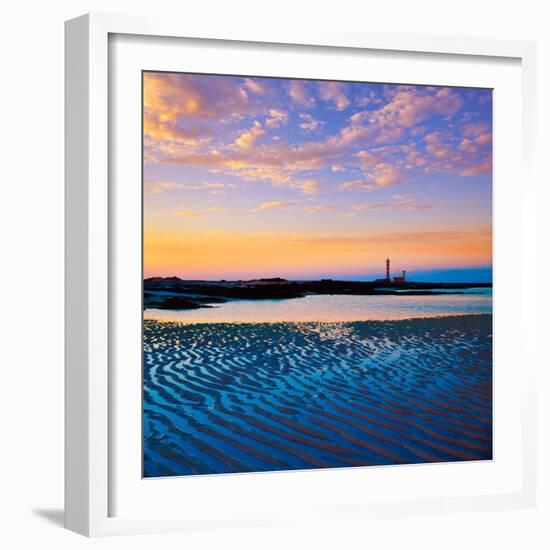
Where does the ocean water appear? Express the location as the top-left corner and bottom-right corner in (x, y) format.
(143, 314), (493, 477)
(144, 287), (492, 323)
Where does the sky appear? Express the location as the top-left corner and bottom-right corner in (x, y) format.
(143, 72), (492, 282)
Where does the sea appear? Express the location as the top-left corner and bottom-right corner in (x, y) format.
(143, 287), (492, 323)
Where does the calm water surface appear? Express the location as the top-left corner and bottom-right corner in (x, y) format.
(144, 287), (492, 323)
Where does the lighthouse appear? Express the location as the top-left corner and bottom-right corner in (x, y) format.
(374, 257), (407, 285)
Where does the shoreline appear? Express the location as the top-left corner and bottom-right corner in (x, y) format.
(144, 312), (492, 325)
(144, 277), (492, 311)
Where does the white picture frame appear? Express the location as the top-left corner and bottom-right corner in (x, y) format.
(65, 13), (537, 537)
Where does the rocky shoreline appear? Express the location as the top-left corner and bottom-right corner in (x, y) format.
(144, 277), (492, 311)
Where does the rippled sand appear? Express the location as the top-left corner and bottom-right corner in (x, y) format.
(143, 314), (492, 477)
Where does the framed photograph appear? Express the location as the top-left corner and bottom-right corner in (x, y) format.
(65, 13), (537, 536)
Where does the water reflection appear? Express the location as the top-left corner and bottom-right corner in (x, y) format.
(144, 288), (492, 323)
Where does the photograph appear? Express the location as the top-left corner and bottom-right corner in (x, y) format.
(142, 71), (493, 477)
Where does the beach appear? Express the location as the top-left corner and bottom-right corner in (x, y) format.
(140, 72), (494, 479)
(143, 314), (492, 477)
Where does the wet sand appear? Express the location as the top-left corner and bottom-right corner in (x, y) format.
(143, 314), (492, 477)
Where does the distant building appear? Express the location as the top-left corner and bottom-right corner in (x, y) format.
(393, 270), (407, 284)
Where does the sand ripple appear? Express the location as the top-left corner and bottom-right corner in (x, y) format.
(143, 314), (492, 477)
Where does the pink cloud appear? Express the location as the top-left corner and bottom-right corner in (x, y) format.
(289, 81), (315, 107)
(145, 74), (490, 192)
(293, 179), (320, 195)
(356, 150), (380, 169)
(338, 163), (400, 191)
(371, 164), (401, 187)
(338, 180), (376, 191)
(144, 72), (251, 127)
(460, 161), (492, 176)
(244, 78), (268, 95)
(318, 81), (350, 110)
(251, 201), (300, 212)
(424, 132), (454, 159)
(298, 113), (323, 131)
(377, 86), (463, 127)
(352, 194), (433, 211)
(462, 122), (490, 138)
(303, 204), (337, 213)
(144, 179), (235, 193)
(234, 121), (266, 149)
(265, 109), (289, 129)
